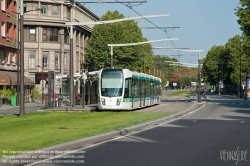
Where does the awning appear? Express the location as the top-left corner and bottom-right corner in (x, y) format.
(0, 71), (36, 86)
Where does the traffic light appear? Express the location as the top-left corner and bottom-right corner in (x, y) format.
(198, 72), (202, 81)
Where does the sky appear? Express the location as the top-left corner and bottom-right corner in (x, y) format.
(83, 0), (242, 64)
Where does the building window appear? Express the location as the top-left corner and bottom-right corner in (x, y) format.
(1, 0), (5, 11)
(24, 27), (36, 41)
(64, 28), (69, 44)
(76, 32), (79, 46)
(67, 6), (70, 18)
(80, 34), (84, 48)
(64, 52), (67, 70)
(0, 49), (4, 63)
(43, 27), (59, 42)
(52, 5), (58, 15)
(41, 3), (47, 15)
(12, 52), (16, 64)
(1, 22), (5, 37)
(42, 51), (49, 68)
(76, 53), (79, 72)
(29, 73), (35, 82)
(29, 51), (36, 68)
(24, 2), (27, 13)
(54, 52), (60, 70)
(6, 51), (11, 64)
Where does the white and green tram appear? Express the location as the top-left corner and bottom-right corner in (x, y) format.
(98, 68), (162, 110)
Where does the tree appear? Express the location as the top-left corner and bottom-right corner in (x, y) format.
(225, 34), (250, 85)
(84, 10), (154, 72)
(152, 55), (177, 78)
(202, 45), (228, 85)
(235, 1), (250, 84)
(235, 0), (250, 36)
(170, 66), (198, 88)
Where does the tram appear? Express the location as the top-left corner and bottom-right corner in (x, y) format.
(98, 68), (162, 110)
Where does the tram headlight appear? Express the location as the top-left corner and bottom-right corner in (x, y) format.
(116, 98), (121, 105)
(101, 98), (105, 105)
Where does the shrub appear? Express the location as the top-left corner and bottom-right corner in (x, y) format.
(0, 86), (16, 101)
(32, 86), (40, 101)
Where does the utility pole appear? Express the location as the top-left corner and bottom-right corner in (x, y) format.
(198, 52), (201, 103)
(240, 54), (242, 99)
(20, 0), (24, 117)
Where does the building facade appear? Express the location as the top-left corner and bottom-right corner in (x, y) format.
(0, 0), (36, 103)
(0, 0), (99, 103)
(22, 0), (99, 99)
(0, 0), (18, 66)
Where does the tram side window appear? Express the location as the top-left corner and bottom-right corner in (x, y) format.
(124, 78), (132, 98)
(141, 80), (145, 97)
(153, 81), (156, 96)
(147, 80), (150, 97)
(132, 78), (138, 98)
(143, 79), (147, 97)
(150, 81), (153, 95)
(137, 79), (141, 98)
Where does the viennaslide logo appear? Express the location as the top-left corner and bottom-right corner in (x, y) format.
(220, 146), (248, 165)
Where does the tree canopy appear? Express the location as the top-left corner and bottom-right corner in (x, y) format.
(235, 0), (250, 36)
(84, 10), (154, 72)
(202, 0), (250, 87)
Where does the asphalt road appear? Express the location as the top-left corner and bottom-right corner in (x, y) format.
(29, 94), (250, 166)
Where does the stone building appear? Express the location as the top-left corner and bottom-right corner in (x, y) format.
(23, 0), (99, 101)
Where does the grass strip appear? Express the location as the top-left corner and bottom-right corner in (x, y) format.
(167, 90), (195, 97)
(0, 111), (176, 158)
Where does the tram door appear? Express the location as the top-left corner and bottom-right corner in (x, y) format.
(139, 79), (142, 107)
(149, 80), (153, 105)
(142, 80), (147, 106)
(140, 80), (145, 107)
(150, 82), (153, 105)
(131, 78), (135, 109)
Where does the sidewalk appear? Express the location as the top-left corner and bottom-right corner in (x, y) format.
(0, 102), (45, 110)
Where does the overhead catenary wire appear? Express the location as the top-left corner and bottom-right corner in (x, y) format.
(114, 0), (178, 49)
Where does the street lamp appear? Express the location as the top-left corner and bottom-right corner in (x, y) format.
(239, 53), (242, 99)
(11, 8), (41, 109)
(18, 1), (42, 117)
(36, 65), (44, 104)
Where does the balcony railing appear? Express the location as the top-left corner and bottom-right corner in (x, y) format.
(0, 62), (17, 71)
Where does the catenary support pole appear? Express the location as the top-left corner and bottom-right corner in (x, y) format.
(198, 52), (201, 103)
(20, 0), (24, 117)
(70, 25), (74, 107)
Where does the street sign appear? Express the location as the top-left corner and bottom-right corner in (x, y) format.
(40, 80), (46, 87)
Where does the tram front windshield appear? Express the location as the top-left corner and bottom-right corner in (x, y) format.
(101, 70), (123, 97)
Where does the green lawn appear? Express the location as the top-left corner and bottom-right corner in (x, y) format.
(0, 111), (176, 158)
(167, 90), (195, 97)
